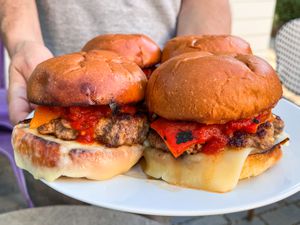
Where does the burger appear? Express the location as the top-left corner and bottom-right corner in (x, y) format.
(143, 52), (288, 192)
(12, 50), (148, 181)
(161, 35), (252, 62)
(82, 34), (161, 78)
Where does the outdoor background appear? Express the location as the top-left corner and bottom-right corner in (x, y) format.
(1, 1), (300, 225)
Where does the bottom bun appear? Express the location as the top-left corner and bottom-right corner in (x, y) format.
(12, 122), (143, 181)
(239, 146), (282, 179)
(142, 145), (282, 192)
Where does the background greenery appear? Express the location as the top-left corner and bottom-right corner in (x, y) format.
(272, 0), (300, 36)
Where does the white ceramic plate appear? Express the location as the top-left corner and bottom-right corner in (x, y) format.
(43, 99), (300, 216)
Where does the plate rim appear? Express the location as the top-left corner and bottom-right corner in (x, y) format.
(36, 98), (300, 216)
(43, 176), (300, 216)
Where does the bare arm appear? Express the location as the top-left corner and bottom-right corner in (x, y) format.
(0, 0), (44, 56)
(177, 0), (231, 35)
(0, 0), (53, 124)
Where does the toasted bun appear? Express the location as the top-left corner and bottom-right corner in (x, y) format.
(146, 53), (283, 124)
(12, 122), (143, 181)
(162, 35), (252, 62)
(239, 147), (282, 179)
(28, 50), (147, 106)
(142, 145), (282, 192)
(82, 34), (161, 68)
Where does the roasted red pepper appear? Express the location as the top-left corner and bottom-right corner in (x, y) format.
(150, 112), (270, 158)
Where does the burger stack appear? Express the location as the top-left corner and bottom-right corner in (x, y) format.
(12, 34), (288, 192)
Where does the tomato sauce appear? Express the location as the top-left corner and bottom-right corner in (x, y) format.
(142, 67), (156, 79)
(60, 105), (138, 143)
(117, 105), (137, 115)
(32, 105), (138, 144)
(150, 112), (270, 158)
(62, 106), (111, 143)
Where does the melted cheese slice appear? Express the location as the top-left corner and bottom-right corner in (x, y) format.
(143, 147), (253, 192)
(276, 131), (289, 145)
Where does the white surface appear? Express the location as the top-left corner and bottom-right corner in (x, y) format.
(43, 99), (300, 216)
(231, 0), (275, 19)
(230, 0), (276, 58)
(232, 19), (273, 36)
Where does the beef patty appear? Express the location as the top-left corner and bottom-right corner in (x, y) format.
(37, 114), (149, 147)
(95, 114), (149, 147)
(37, 118), (78, 140)
(148, 115), (285, 155)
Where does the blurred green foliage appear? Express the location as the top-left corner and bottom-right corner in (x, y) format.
(273, 0), (300, 33)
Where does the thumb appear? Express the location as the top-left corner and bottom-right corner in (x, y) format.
(8, 69), (32, 125)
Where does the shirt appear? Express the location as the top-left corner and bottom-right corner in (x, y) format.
(36, 0), (181, 55)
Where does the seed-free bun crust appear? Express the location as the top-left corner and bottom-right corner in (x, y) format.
(146, 52), (283, 124)
(82, 34), (161, 68)
(239, 146), (282, 179)
(12, 122), (143, 181)
(28, 50), (147, 106)
(162, 35), (252, 62)
(142, 145), (282, 192)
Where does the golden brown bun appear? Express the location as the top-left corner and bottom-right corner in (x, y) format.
(12, 122), (143, 181)
(162, 35), (252, 62)
(142, 145), (282, 192)
(27, 50), (147, 106)
(146, 52), (283, 124)
(82, 34), (161, 68)
(239, 146), (282, 179)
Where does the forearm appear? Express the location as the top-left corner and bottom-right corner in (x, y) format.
(177, 0), (231, 35)
(0, 0), (43, 56)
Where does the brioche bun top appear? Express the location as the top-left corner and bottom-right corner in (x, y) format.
(146, 52), (282, 124)
(162, 35), (253, 62)
(28, 50), (147, 106)
(82, 34), (161, 68)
